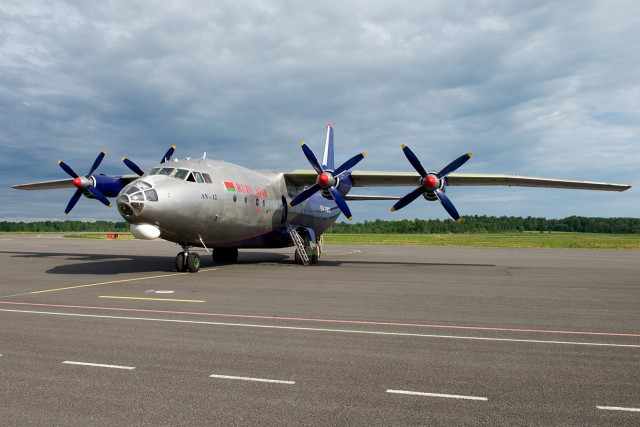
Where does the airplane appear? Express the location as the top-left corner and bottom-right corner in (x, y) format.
(12, 124), (632, 272)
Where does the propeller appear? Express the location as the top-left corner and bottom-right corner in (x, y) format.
(289, 142), (366, 220)
(391, 144), (472, 222)
(58, 150), (112, 215)
(122, 145), (176, 176)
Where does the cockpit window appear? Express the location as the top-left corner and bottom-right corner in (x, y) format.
(158, 167), (174, 176)
(174, 169), (190, 180)
(147, 168), (161, 176)
(202, 173), (213, 184)
(194, 172), (204, 183)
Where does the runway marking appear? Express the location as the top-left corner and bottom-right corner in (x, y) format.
(1, 308), (639, 348)
(62, 361), (136, 370)
(99, 296), (205, 303)
(1, 301), (638, 338)
(597, 405), (640, 412)
(209, 374), (295, 385)
(387, 389), (488, 401)
(27, 268), (219, 295)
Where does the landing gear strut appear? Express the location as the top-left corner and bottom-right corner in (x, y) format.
(175, 245), (201, 273)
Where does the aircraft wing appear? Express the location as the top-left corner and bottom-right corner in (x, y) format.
(283, 170), (631, 192)
(11, 174), (140, 191)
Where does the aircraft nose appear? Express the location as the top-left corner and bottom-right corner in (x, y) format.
(117, 181), (158, 220)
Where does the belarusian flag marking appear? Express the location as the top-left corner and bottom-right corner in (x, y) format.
(224, 182), (236, 192)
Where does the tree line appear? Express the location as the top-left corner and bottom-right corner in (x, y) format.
(327, 216), (640, 234)
(0, 216), (638, 234)
(0, 221), (130, 233)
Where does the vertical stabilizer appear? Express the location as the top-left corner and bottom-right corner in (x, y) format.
(322, 124), (335, 170)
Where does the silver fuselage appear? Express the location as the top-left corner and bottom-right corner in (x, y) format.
(117, 158), (341, 248)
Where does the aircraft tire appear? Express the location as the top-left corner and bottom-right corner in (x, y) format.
(294, 249), (302, 265)
(311, 253), (318, 264)
(187, 253), (201, 273)
(212, 248), (238, 264)
(175, 253), (187, 272)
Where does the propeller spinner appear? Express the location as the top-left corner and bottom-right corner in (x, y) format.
(391, 145), (472, 222)
(289, 142), (366, 220)
(58, 150), (111, 215)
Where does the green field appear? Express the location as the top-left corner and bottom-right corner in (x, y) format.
(322, 232), (640, 250)
(53, 231), (640, 250)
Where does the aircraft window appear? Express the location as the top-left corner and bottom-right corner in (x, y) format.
(262, 199), (265, 207)
(202, 173), (213, 184)
(174, 169), (190, 180)
(148, 168), (161, 175)
(194, 172), (204, 183)
(144, 189), (158, 202)
(136, 181), (152, 190)
(186, 173), (196, 182)
(255, 198), (259, 206)
(126, 187), (139, 195)
(244, 196), (248, 204)
(233, 194), (237, 203)
(158, 167), (174, 175)
(130, 192), (144, 202)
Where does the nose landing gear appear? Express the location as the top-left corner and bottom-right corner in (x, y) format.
(175, 245), (201, 273)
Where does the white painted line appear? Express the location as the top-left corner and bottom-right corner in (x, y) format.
(2, 309), (640, 348)
(209, 374), (295, 385)
(387, 389), (488, 401)
(62, 361), (136, 370)
(597, 405), (640, 412)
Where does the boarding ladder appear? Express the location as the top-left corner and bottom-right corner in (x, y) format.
(287, 225), (310, 266)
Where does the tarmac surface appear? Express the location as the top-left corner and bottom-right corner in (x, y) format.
(0, 234), (639, 426)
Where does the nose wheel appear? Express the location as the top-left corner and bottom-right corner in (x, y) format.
(175, 248), (201, 273)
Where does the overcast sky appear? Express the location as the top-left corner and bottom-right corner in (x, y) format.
(1, 0), (637, 222)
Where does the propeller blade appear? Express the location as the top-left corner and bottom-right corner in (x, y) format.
(329, 186), (353, 220)
(64, 188), (83, 216)
(161, 146), (176, 163)
(435, 189), (461, 222)
(390, 187), (424, 212)
(87, 150), (106, 176)
(300, 142), (323, 174)
(289, 183), (321, 207)
(401, 144), (428, 177)
(58, 160), (79, 179)
(333, 152), (366, 176)
(437, 153), (473, 178)
(123, 157), (145, 176)
(87, 186), (112, 208)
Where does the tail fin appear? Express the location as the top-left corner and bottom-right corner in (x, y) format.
(322, 123), (335, 170)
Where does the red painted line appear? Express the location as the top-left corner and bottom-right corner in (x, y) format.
(0, 301), (639, 338)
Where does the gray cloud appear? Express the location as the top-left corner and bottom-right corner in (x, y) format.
(1, 0), (637, 221)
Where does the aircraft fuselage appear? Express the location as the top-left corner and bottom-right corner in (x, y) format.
(116, 158), (344, 249)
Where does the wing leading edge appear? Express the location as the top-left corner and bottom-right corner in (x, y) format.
(283, 170), (631, 192)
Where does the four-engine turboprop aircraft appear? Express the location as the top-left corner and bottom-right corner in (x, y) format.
(12, 124), (632, 272)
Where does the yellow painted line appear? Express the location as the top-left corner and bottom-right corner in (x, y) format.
(99, 296), (205, 303)
(29, 268), (219, 294)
